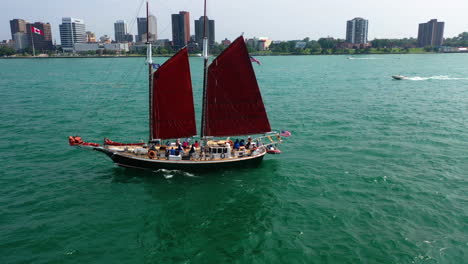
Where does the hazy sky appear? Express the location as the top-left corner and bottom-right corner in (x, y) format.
(1, 0), (467, 43)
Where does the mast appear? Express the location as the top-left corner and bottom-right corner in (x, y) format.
(200, 0), (209, 141)
(146, 0), (154, 141)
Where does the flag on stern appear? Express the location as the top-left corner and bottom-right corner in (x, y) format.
(250, 56), (261, 65)
(31, 26), (44, 35)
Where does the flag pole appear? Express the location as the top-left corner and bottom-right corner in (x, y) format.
(30, 26), (36, 57)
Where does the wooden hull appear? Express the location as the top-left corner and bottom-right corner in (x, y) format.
(94, 147), (265, 171)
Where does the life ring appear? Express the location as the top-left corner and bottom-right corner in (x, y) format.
(228, 140), (234, 146)
(220, 153), (225, 159)
(148, 150), (156, 159)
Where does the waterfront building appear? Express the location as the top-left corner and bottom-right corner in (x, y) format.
(295, 41), (306, 49)
(346, 17), (368, 44)
(114, 20), (128, 43)
(59, 17), (86, 52)
(74, 43), (100, 52)
(136, 15), (157, 43)
(194, 16), (215, 47)
(124, 34), (134, 43)
(13, 32), (29, 51)
(258, 37), (272, 51)
(221, 38), (231, 47)
(104, 43), (129, 52)
(155, 39), (171, 48)
(171, 11), (190, 49)
(10, 19), (27, 40)
(99, 35), (112, 43)
(418, 19), (444, 47)
(86, 31), (96, 43)
(26, 22), (53, 51)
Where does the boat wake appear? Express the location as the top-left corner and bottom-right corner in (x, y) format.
(153, 169), (198, 179)
(405, 75), (468, 81)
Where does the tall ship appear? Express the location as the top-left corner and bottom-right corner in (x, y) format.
(69, 0), (286, 171)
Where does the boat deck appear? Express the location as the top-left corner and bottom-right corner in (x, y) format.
(105, 145), (263, 162)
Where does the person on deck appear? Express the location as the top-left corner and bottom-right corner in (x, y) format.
(177, 145), (183, 155)
(182, 141), (189, 149)
(189, 145), (195, 158)
(194, 141), (199, 148)
(170, 148), (175, 156)
(234, 139), (240, 150)
(240, 139), (245, 147)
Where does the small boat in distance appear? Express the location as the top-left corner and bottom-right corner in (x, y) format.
(392, 75), (406, 80)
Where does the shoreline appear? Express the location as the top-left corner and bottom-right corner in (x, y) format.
(1, 52), (467, 59)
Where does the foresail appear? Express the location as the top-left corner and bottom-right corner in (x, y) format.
(152, 47), (196, 139)
(203, 36), (271, 137)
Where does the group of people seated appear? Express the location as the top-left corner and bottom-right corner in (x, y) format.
(232, 137), (254, 150)
(148, 137), (258, 160)
(149, 138), (200, 159)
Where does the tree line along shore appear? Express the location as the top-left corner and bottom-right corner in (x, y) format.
(1, 33), (467, 58)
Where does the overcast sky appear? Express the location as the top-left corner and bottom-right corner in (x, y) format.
(1, 0), (467, 43)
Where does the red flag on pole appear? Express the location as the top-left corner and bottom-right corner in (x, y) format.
(31, 26), (44, 36)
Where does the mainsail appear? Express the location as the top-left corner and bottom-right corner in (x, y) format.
(203, 36), (271, 137)
(152, 47), (196, 139)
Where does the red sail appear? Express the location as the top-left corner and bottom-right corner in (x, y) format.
(204, 36), (271, 137)
(152, 48), (196, 139)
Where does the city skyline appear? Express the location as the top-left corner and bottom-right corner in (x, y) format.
(1, 0), (467, 44)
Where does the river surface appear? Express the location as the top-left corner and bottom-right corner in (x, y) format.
(1, 54), (467, 263)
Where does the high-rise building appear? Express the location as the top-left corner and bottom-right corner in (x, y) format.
(418, 19), (444, 47)
(114, 20), (128, 43)
(171, 11), (190, 49)
(194, 16), (215, 48)
(346, 17), (368, 44)
(59, 17), (86, 52)
(10, 19), (27, 40)
(86, 31), (96, 43)
(137, 15), (157, 43)
(13, 32), (29, 51)
(26, 22), (53, 51)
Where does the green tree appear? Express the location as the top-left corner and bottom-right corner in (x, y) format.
(0, 46), (15, 56)
(318, 38), (337, 49)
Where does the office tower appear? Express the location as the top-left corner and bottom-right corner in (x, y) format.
(10, 19), (27, 40)
(346, 17), (368, 44)
(26, 22), (53, 51)
(418, 19), (445, 47)
(171, 11), (190, 49)
(114, 20), (128, 42)
(59, 17), (86, 51)
(13, 32), (29, 50)
(194, 16), (215, 47)
(124, 34), (133, 43)
(137, 15), (157, 43)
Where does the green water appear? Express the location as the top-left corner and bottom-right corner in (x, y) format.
(1, 54), (467, 263)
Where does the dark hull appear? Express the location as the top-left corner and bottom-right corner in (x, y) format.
(95, 148), (265, 172)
